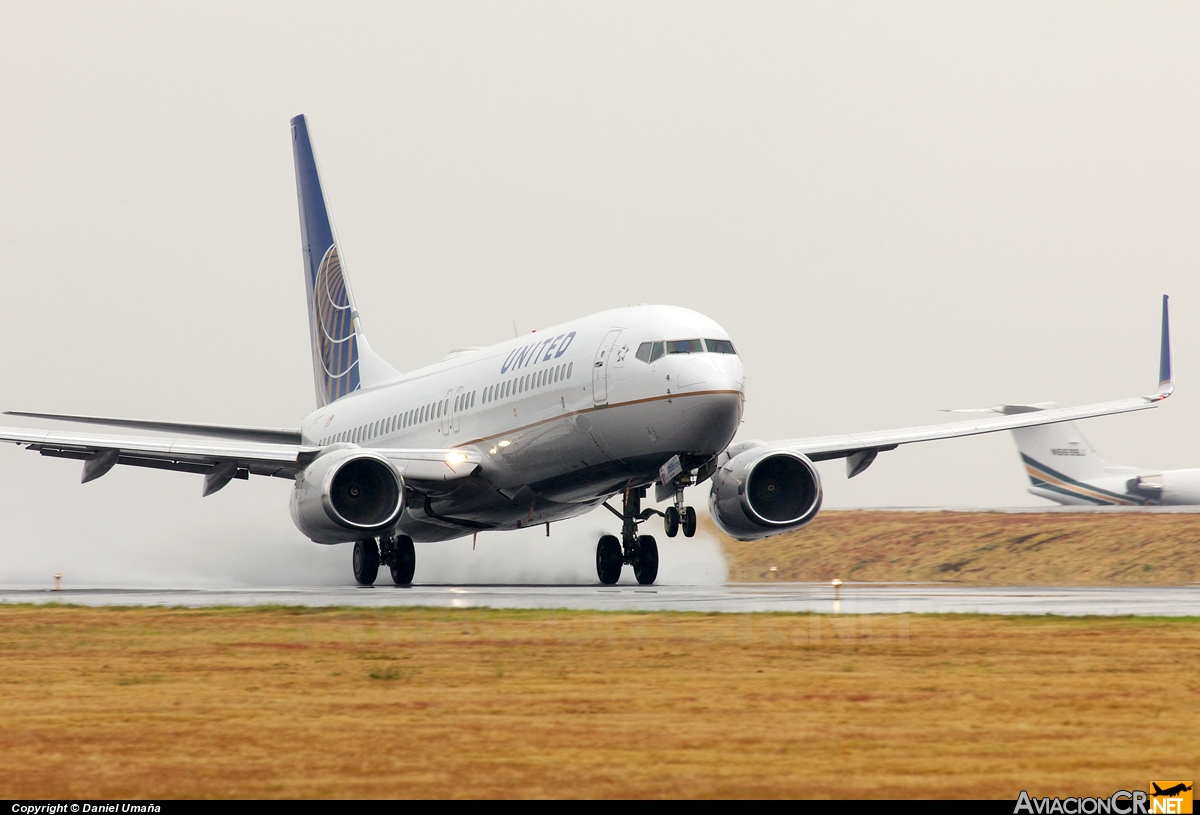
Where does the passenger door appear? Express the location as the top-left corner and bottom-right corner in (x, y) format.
(593, 329), (622, 406)
(451, 386), (464, 433)
(440, 389), (454, 435)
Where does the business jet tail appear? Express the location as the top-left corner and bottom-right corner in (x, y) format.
(291, 114), (399, 408)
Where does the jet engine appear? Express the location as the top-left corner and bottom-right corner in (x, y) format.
(708, 444), (823, 541)
(290, 447), (405, 544)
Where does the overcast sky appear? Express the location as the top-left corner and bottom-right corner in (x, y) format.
(2, 2), (1198, 585)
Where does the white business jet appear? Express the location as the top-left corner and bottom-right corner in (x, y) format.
(0, 116), (1175, 585)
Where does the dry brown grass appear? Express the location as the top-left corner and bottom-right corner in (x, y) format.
(0, 604), (1197, 798)
(713, 510), (1200, 584)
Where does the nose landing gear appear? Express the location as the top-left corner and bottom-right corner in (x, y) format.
(595, 486), (661, 586)
(663, 488), (698, 539)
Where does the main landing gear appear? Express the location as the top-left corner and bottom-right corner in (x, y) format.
(596, 486), (676, 586)
(352, 534), (416, 586)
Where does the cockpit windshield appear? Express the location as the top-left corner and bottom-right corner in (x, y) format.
(635, 338), (737, 363)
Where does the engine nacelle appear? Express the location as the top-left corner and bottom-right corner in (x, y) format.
(708, 446), (823, 541)
(290, 447), (405, 544)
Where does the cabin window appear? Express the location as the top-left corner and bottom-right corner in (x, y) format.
(567, 362), (573, 378)
(705, 339), (736, 354)
(665, 339), (703, 355)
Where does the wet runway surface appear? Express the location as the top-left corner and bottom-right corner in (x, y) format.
(2, 582), (1198, 615)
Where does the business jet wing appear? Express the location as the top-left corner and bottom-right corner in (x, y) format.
(0, 425), (480, 495)
(772, 295), (1174, 477)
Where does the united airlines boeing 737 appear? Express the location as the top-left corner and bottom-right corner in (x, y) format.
(0, 116), (1175, 585)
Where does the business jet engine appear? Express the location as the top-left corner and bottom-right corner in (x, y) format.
(290, 447), (405, 544)
(708, 443), (823, 541)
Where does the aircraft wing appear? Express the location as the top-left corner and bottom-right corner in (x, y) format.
(769, 294), (1174, 477)
(2, 411), (303, 444)
(0, 425), (481, 495)
(782, 392), (1168, 470)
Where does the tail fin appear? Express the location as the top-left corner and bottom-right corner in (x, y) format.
(291, 114), (398, 408)
(1008, 411), (1112, 485)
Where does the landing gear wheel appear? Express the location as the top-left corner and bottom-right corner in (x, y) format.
(596, 534), (622, 585)
(664, 506), (680, 538)
(634, 535), (659, 585)
(389, 535), (416, 585)
(682, 506), (698, 538)
(352, 539), (380, 585)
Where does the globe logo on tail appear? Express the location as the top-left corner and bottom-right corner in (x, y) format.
(313, 245), (360, 405)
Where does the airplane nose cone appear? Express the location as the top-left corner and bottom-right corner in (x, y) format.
(676, 354), (744, 395)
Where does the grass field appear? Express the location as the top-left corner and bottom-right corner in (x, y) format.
(1, 604), (1196, 798)
(713, 510), (1200, 584)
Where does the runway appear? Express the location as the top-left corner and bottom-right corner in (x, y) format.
(2, 582), (1198, 615)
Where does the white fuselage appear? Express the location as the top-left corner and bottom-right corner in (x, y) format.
(298, 305), (745, 540)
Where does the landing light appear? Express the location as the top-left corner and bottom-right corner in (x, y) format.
(446, 451), (469, 466)
(498, 440), (511, 448)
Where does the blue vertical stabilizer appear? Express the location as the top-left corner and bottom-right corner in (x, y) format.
(292, 114), (362, 407)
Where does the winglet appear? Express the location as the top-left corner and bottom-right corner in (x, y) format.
(1155, 293), (1173, 400)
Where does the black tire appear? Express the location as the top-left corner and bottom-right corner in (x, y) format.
(596, 534), (622, 585)
(634, 535), (659, 585)
(682, 506), (698, 538)
(663, 506), (680, 538)
(390, 534), (416, 585)
(352, 539), (380, 585)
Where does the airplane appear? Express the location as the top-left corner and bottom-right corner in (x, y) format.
(950, 298), (1196, 507)
(0, 115), (1176, 586)
(1151, 783), (1192, 798)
